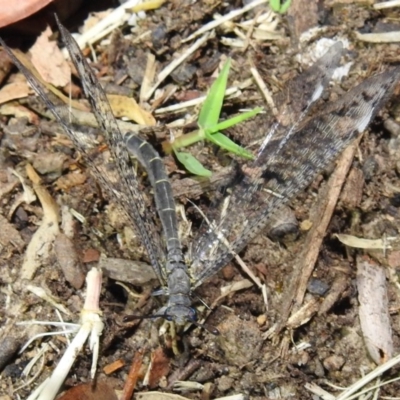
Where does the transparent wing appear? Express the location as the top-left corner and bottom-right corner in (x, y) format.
(191, 50), (400, 287)
(0, 19), (167, 284)
(234, 42), (344, 155)
(190, 42), (344, 281)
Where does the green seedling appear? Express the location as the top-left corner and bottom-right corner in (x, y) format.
(167, 59), (262, 177)
(269, 0), (292, 13)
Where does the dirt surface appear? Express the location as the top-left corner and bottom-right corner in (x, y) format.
(1, 1), (400, 399)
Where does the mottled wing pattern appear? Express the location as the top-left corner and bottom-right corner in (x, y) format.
(190, 42), (343, 281)
(0, 19), (167, 284)
(255, 42), (344, 157)
(191, 51), (400, 287)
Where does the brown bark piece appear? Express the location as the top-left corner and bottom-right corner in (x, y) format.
(357, 255), (393, 364)
(340, 167), (364, 209)
(287, 0), (319, 42)
(54, 233), (85, 289)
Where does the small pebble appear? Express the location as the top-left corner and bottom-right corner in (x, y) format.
(257, 314), (267, 326)
(307, 278), (329, 296)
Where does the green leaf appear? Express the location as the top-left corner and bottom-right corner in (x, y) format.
(279, 0), (291, 13)
(169, 58), (262, 175)
(269, 0), (292, 13)
(198, 59), (231, 129)
(207, 107), (263, 134)
(206, 132), (254, 159)
(174, 150), (212, 177)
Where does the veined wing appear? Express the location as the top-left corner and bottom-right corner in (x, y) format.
(190, 42), (344, 281)
(191, 60), (400, 287)
(251, 42), (344, 156)
(0, 19), (167, 284)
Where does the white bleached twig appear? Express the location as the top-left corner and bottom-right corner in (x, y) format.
(62, 0), (146, 57)
(155, 78), (253, 114)
(144, 31), (213, 101)
(374, 0), (400, 9)
(182, 0), (269, 42)
(22, 268), (104, 400)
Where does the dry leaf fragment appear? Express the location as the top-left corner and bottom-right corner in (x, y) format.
(20, 164), (60, 280)
(0, 80), (30, 104)
(54, 170), (87, 191)
(54, 233), (85, 289)
(0, 102), (39, 124)
(30, 26), (71, 87)
(57, 381), (118, 400)
(148, 347), (170, 388)
(335, 233), (397, 250)
(357, 255), (393, 364)
(108, 93), (156, 125)
(99, 256), (157, 285)
(6, 47), (85, 111)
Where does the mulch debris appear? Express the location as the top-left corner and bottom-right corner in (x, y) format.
(1, 1), (400, 399)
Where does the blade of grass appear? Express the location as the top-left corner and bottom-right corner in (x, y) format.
(174, 150), (212, 177)
(207, 107), (263, 134)
(206, 132), (254, 159)
(164, 130), (205, 153)
(269, 0), (292, 13)
(198, 59), (231, 129)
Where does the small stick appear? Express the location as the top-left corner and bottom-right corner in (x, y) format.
(276, 136), (362, 333)
(121, 350), (144, 400)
